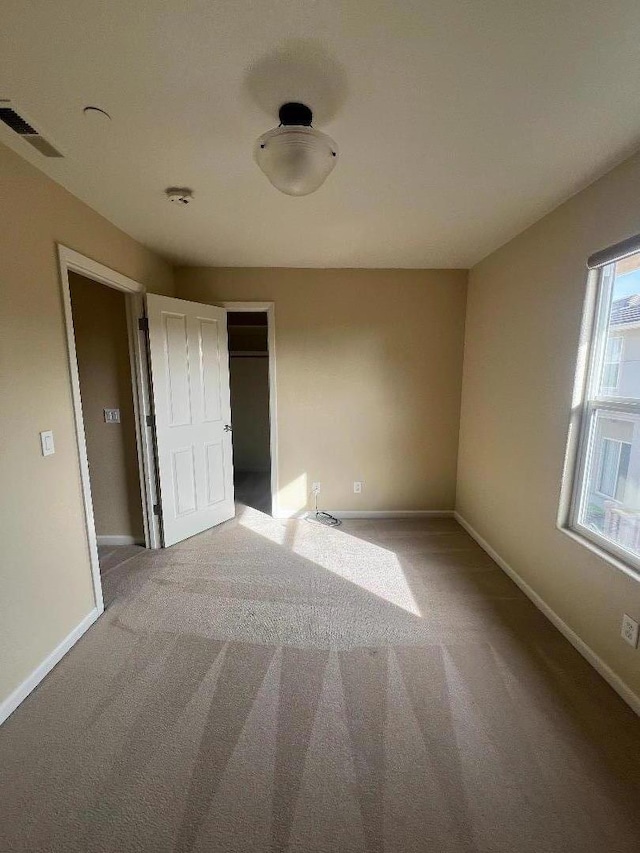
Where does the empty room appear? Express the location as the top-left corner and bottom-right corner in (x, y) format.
(1, 2), (640, 852)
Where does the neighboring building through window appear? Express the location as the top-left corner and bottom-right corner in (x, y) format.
(602, 335), (623, 391)
(596, 437), (630, 500)
(564, 242), (640, 569)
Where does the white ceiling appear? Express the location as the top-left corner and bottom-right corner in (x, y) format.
(2, 1), (640, 268)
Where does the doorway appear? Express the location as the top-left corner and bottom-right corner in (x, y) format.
(68, 273), (146, 574)
(59, 246), (160, 614)
(60, 249), (279, 617)
(224, 303), (278, 516)
(228, 311), (271, 513)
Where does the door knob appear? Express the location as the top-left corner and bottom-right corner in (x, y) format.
(224, 424), (232, 432)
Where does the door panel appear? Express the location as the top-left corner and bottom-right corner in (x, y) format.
(147, 294), (235, 546)
(164, 314), (192, 425)
(200, 319), (223, 422)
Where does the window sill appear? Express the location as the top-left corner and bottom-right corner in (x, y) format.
(557, 523), (640, 583)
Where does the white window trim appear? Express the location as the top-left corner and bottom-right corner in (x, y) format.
(558, 263), (640, 581)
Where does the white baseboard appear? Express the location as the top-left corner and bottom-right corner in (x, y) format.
(329, 510), (454, 519)
(0, 607), (101, 726)
(273, 509), (454, 520)
(97, 535), (144, 546)
(454, 512), (640, 717)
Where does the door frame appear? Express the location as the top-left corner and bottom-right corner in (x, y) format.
(221, 301), (279, 516)
(57, 245), (160, 613)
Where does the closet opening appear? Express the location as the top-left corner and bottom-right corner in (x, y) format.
(227, 310), (273, 514)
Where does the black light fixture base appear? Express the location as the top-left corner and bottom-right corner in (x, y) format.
(279, 102), (313, 127)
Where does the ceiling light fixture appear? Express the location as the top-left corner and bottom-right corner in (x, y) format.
(255, 102), (338, 196)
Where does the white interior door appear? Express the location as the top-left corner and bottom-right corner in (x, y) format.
(146, 294), (235, 546)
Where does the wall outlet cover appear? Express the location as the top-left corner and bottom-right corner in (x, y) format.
(353, 481), (363, 493)
(104, 408), (121, 423)
(312, 482), (321, 493)
(621, 613), (639, 648)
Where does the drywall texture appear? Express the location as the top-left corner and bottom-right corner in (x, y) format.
(230, 358), (271, 473)
(69, 274), (144, 540)
(0, 142), (173, 710)
(175, 268), (468, 514)
(457, 149), (640, 701)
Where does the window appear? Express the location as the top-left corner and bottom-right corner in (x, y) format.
(602, 336), (623, 391)
(563, 239), (640, 572)
(596, 438), (630, 500)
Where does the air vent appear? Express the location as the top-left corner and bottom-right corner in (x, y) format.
(0, 108), (36, 135)
(0, 101), (63, 158)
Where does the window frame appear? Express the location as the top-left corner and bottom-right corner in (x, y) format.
(559, 258), (640, 580)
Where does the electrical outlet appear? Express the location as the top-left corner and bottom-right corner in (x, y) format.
(354, 481), (363, 494)
(312, 482), (321, 494)
(621, 614), (639, 648)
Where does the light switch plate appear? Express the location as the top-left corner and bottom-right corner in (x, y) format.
(621, 614), (639, 648)
(40, 430), (55, 457)
(104, 408), (121, 423)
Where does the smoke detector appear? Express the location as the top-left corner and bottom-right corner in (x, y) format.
(165, 187), (193, 205)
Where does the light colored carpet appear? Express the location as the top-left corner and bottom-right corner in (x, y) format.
(98, 544), (146, 575)
(1, 508), (639, 852)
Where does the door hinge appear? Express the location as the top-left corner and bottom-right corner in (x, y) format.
(146, 413), (155, 428)
(153, 503), (161, 517)
(138, 316), (149, 332)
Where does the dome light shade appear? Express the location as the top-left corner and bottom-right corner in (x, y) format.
(255, 103), (338, 196)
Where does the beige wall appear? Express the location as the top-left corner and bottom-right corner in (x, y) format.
(457, 149), (640, 701)
(69, 273), (144, 540)
(175, 268), (468, 514)
(0, 142), (173, 709)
